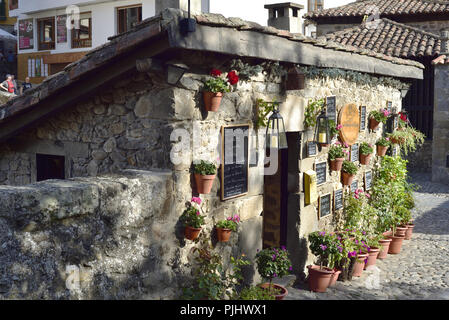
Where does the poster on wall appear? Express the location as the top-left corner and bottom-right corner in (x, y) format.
(10, 0), (19, 10)
(57, 15), (67, 43)
(19, 19), (34, 50)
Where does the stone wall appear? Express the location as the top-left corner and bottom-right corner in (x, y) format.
(432, 64), (449, 184)
(406, 20), (449, 35)
(406, 140), (432, 173)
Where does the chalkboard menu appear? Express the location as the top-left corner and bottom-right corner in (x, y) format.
(326, 96), (337, 122)
(319, 193), (332, 219)
(360, 106), (366, 131)
(350, 180), (358, 193)
(221, 125), (249, 200)
(315, 162), (327, 186)
(365, 171), (373, 191)
(387, 101), (393, 113)
(351, 144), (359, 163)
(334, 189), (344, 211)
(307, 141), (317, 157)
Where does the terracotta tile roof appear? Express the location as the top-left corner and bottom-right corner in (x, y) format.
(324, 18), (442, 58)
(305, 0), (449, 20)
(432, 54), (449, 64)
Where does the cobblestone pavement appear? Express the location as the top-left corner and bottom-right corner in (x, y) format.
(285, 173), (449, 300)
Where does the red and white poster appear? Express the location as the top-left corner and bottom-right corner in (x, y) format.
(19, 19), (34, 50)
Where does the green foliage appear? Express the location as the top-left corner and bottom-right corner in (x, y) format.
(260, 61), (287, 81)
(216, 215), (240, 232)
(255, 247), (292, 282)
(256, 99), (278, 129)
(328, 142), (348, 161)
(343, 189), (377, 234)
(308, 231), (347, 269)
(342, 160), (358, 175)
(376, 137), (391, 147)
(204, 77), (231, 93)
(238, 286), (276, 300)
(180, 204), (205, 228)
(304, 98), (325, 129)
(182, 243), (250, 300)
(369, 109), (390, 123)
(229, 59), (263, 82)
(194, 160), (217, 175)
(359, 142), (374, 155)
(389, 125), (425, 156)
(328, 120), (340, 139)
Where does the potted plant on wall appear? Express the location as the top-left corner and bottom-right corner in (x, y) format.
(369, 108), (390, 130)
(359, 142), (374, 165)
(180, 197), (205, 241)
(203, 69), (238, 112)
(341, 161), (358, 186)
(328, 141), (349, 171)
(255, 247), (292, 300)
(376, 137), (391, 156)
(193, 160), (217, 194)
(215, 215), (240, 242)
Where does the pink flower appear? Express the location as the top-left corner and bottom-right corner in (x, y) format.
(344, 142), (349, 148)
(191, 197), (202, 205)
(354, 194), (360, 199)
(386, 137), (390, 141)
(196, 211), (200, 216)
(227, 217), (232, 221)
(336, 124), (343, 130)
(335, 141), (341, 146)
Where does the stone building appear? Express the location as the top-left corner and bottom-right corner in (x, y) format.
(0, 8), (423, 299)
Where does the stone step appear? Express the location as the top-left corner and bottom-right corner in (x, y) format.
(272, 274), (297, 288)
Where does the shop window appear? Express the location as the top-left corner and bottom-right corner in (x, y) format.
(72, 13), (92, 48)
(36, 154), (65, 182)
(308, 0), (324, 12)
(38, 17), (55, 50)
(117, 5), (142, 34)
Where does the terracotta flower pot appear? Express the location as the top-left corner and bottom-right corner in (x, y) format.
(330, 158), (344, 171)
(352, 253), (369, 277)
(369, 118), (380, 131)
(395, 226), (408, 237)
(387, 234), (405, 254)
(184, 226), (202, 241)
(203, 91), (223, 112)
(216, 228), (232, 242)
(194, 173), (216, 194)
(341, 171), (355, 186)
(259, 283), (288, 300)
(378, 238), (392, 259)
(364, 247), (380, 269)
(377, 145), (388, 157)
(329, 269), (342, 287)
(359, 153), (372, 165)
(390, 137), (405, 145)
(307, 265), (334, 292)
(405, 224), (415, 240)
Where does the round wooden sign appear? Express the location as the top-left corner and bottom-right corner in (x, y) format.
(338, 103), (360, 145)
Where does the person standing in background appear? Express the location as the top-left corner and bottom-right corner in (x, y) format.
(11, 75), (18, 95)
(0, 74), (15, 94)
(20, 77), (32, 94)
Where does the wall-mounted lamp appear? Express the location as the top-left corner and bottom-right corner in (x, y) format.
(315, 110), (330, 147)
(180, 0), (196, 35)
(266, 103), (288, 150)
(286, 66), (305, 90)
(166, 61), (189, 85)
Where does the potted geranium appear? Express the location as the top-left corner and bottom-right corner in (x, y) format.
(369, 108), (390, 130)
(341, 160), (358, 186)
(359, 142), (373, 165)
(180, 197), (205, 241)
(216, 215), (240, 242)
(193, 160), (217, 194)
(328, 141), (349, 171)
(255, 247), (292, 300)
(203, 69), (238, 112)
(376, 137), (390, 156)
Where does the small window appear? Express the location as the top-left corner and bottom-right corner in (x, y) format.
(72, 13), (92, 48)
(117, 5), (142, 34)
(292, 8), (298, 17)
(308, 0), (324, 12)
(38, 17), (55, 50)
(36, 154), (65, 182)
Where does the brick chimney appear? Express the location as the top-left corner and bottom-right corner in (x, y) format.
(264, 2), (304, 34)
(441, 30), (449, 53)
(156, 0), (202, 15)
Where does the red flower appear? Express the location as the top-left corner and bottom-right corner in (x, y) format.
(400, 112), (407, 122)
(210, 69), (222, 77)
(227, 70), (239, 85)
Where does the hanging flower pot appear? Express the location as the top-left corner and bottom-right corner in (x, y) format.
(216, 228), (232, 242)
(330, 158), (344, 171)
(405, 223), (415, 240)
(378, 238), (392, 259)
(352, 253), (369, 277)
(387, 234), (405, 254)
(259, 283), (288, 300)
(364, 247), (380, 269)
(193, 160), (218, 194)
(377, 145), (388, 156)
(341, 161), (358, 186)
(341, 171), (355, 186)
(359, 153), (372, 165)
(369, 118), (380, 131)
(184, 226), (202, 241)
(307, 265), (334, 292)
(203, 91), (223, 112)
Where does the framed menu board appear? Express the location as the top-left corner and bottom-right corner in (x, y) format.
(306, 141), (317, 157)
(19, 19), (34, 50)
(350, 180), (358, 193)
(314, 161), (327, 186)
(221, 124), (250, 201)
(57, 15), (67, 43)
(350, 144), (359, 163)
(360, 106), (366, 131)
(365, 170), (373, 191)
(334, 189), (344, 211)
(326, 96), (337, 122)
(319, 193), (332, 219)
(387, 101), (393, 113)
